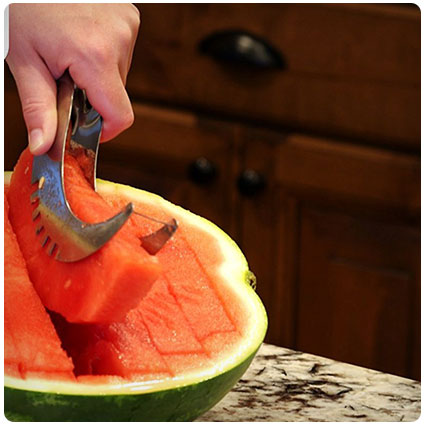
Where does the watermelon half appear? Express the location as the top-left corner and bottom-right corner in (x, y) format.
(4, 166), (267, 421)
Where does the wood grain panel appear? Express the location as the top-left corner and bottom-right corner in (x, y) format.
(296, 207), (420, 379)
(233, 130), (281, 344)
(129, 4), (420, 148)
(276, 134), (420, 213)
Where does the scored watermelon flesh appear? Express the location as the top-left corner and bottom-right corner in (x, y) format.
(4, 195), (75, 381)
(48, 226), (242, 379)
(5, 152), (251, 381)
(7, 149), (162, 324)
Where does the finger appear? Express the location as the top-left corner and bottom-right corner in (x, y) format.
(69, 64), (134, 142)
(9, 53), (57, 155)
(122, 4), (141, 81)
(117, 21), (140, 85)
(118, 38), (137, 86)
(124, 28), (138, 79)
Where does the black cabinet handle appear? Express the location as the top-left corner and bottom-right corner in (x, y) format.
(237, 169), (266, 197)
(199, 30), (285, 70)
(188, 157), (217, 185)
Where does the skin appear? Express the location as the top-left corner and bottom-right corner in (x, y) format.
(6, 3), (140, 155)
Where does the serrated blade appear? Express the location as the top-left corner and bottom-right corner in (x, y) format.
(30, 71), (177, 262)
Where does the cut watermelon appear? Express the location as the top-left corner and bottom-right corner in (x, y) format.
(4, 195), (74, 381)
(4, 170), (267, 421)
(7, 149), (162, 323)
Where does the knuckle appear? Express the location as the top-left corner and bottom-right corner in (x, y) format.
(118, 25), (134, 48)
(123, 11), (140, 40)
(132, 10), (141, 31)
(21, 97), (49, 118)
(78, 31), (112, 66)
(97, 49), (111, 66)
(129, 5), (141, 29)
(89, 43), (111, 66)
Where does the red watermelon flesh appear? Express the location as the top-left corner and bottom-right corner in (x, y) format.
(5, 151), (252, 382)
(4, 195), (75, 381)
(51, 259), (241, 379)
(46, 194), (244, 380)
(7, 149), (162, 324)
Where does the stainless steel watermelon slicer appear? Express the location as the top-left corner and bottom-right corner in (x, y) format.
(30, 71), (177, 262)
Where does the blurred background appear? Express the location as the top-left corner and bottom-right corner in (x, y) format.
(4, 4), (420, 380)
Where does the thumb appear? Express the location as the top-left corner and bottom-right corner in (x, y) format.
(9, 54), (57, 155)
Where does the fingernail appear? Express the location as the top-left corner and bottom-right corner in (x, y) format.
(29, 128), (44, 154)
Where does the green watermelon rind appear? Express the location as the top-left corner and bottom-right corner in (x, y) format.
(5, 350), (256, 422)
(4, 173), (268, 421)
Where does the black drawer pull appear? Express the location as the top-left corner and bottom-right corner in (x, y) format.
(237, 169), (266, 197)
(188, 157), (217, 185)
(199, 30), (285, 69)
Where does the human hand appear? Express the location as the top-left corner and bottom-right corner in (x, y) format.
(6, 3), (140, 155)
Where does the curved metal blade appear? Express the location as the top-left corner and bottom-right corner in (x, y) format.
(30, 71), (177, 262)
(31, 71), (133, 262)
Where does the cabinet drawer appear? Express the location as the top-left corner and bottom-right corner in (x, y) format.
(275, 134), (420, 214)
(100, 103), (235, 172)
(129, 4), (420, 148)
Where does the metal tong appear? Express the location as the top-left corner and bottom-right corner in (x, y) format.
(31, 71), (177, 262)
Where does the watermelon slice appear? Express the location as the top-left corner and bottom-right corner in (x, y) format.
(4, 196), (74, 381)
(7, 149), (162, 323)
(4, 169), (267, 421)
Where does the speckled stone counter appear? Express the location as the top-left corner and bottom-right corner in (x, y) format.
(197, 344), (420, 422)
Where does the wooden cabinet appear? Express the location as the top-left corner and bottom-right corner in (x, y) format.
(297, 207), (420, 379)
(4, 4), (420, 379)
(129, 3), (420, 149)
(235, 129), (420, 379)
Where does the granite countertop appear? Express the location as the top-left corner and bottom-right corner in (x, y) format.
(197, 343), (420, 422)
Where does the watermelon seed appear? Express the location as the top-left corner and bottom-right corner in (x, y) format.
(35, 225), (44, 235)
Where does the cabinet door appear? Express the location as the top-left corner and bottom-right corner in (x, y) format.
(232, 128), (296, 349)
(297, 207), (420, 379)
(98, 103), (237, 234)
(238, 130), (420, 379)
